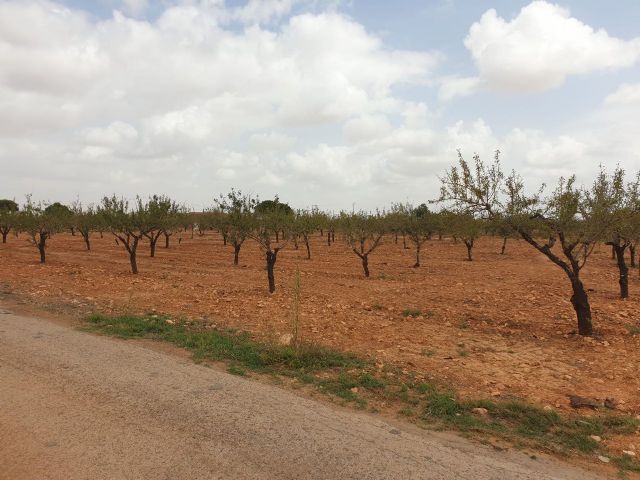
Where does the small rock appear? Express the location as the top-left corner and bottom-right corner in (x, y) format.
(278, 333), (293, 346)
(590, 435), (602, 443)
(568, 395), (600, 409)
(543, 405), (554, 412)
(472, 407), (489, 416)
(490, 391), (502, 397)
(622, 450), (636, 457)
(597, 456), (610, 463)
(350, 387), (359, 394)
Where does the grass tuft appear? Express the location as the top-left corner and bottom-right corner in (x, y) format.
(85, 314), (363, 372)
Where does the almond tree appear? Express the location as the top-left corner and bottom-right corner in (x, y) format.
(0, 199), (18, 243)
(71, 201), (100, 251)
(340, 212), (386, 277)
(488, 214), (515, 255)
(438, 151), (619, 336)
(250, 204), (292, 293)
(44, 202), (74, 235)
(141, 195), (181, 257)
(162, 206), (186, 248)
(214, 189), (257, 265)
(449, 210), (482, 261)
(17, 196), (64, 263)
(99, 195), (149, 274)
(255, 197), (293, 243)
(592, 167), (640, 299)
(401, 203), (436, 267)
(293, 209), (319, 260)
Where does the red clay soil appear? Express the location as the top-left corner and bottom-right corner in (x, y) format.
(1, 233), (639, 434)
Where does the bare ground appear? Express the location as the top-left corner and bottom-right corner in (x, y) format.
(1, 232), (639, 455)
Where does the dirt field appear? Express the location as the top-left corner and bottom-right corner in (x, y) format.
(1, 231), (639, 423)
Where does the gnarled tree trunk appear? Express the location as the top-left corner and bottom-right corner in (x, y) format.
(234, 243), (241, 265)
(569, 276), (593, 336)
(266, 250), (277, 293)
(613, 244), (629, 299)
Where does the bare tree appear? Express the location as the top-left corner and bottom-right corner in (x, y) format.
(141, 195), (181, 257)
(437, 151), (620, 336)
(340, 212), (386, 278)
(293, 209), (319, 260)
(99, 195), (149, 274)
(250, 199), (293, 293)
(214, 189), (257, 265)
(449, 210), (483, 261)
(71, 200), (100, 251)
(593, 168), (640, 299)
(17, 196), (64, 263)
(0, 199), (18, 243)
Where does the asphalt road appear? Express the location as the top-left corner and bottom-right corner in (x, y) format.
(0, 307), (606, 479)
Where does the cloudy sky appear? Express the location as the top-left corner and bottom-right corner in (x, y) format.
(1, 0), (639, 211)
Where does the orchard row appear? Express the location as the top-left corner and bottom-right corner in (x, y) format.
(1, 155), (639, 336)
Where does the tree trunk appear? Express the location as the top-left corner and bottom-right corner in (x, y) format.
(394, 233), (398, 244)
(331, 231), (335, 242)
(570, 277), (593, 336)
(234, 244), (241, 265)
(164, 232), (170, 248)
(320, 229), (323, 236)
(38, 236), (46, 264)
(403, 234), (408, 249)
(83, 233), (91, 251)
(294, 236), (298, 249)
(612, 245), (616, 260)
(266, 251), (277, 293)
(501, 237), (507, 255)
(150, 238), (157, 257)
(1, 230), (7, 243)
(414, 242), (421, 268)
(305, 237), (311, 260)
(361, 254), (370, 277)
(327, 231), (331, 246)
(464, 239), (473, 261)
(129, 250), (138, 274)
(275, 231), (279, 242)
(630, 244), (636, 268)
(70, 227), (75, 236)
(614, 244), (629, 299)
(222, 233), (227, 245)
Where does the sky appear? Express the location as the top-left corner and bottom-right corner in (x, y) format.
(0, 0), (639, 212)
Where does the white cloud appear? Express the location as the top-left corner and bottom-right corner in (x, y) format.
(459, 1), (640, 95)
(0, 1), (638, 211)
(232, 0), (297, 25)
(438, 76), (480, 101)
(603, 83), (640, 107)
(121, 0), (149, 17)
(249, 132), (295, 151)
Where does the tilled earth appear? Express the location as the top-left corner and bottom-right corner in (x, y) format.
(1, 232), (639, 426)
